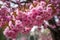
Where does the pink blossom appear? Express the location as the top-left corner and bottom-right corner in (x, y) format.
(39, 1), (46, 7)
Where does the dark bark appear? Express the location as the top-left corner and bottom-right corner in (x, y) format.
(48, 17), (60, 40)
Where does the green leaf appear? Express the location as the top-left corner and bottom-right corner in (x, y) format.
(0, 28), (6, 40)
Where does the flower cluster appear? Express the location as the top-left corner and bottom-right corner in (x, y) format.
(0, 7), (12, 27)
(0, 0), (59, 40)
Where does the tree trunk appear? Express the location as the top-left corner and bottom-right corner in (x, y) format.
(48, 27), (60, 40)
